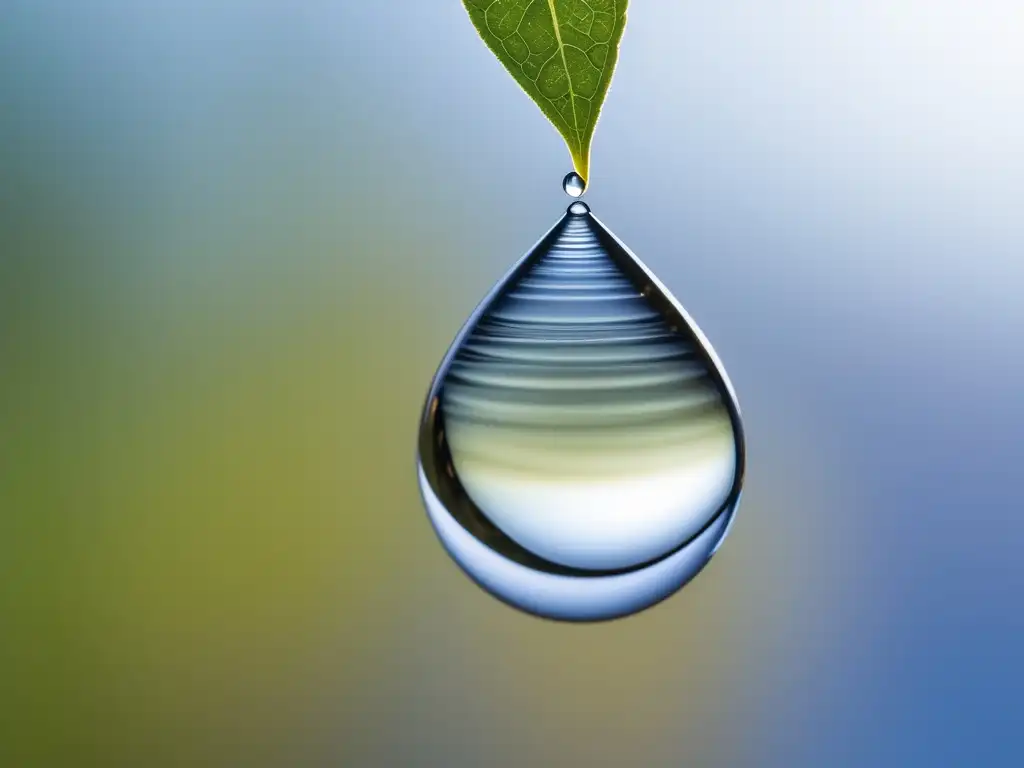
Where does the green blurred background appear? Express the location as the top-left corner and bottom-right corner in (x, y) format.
(3, 1), (1022, 765)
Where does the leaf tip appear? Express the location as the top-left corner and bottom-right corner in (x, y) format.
(570, 149), (590, 189)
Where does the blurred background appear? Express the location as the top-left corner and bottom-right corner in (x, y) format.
(2, 1), (1022, 765)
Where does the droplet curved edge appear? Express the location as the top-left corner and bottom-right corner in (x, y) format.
(588, 210), (745, 425)
(419, 463), (739, 621)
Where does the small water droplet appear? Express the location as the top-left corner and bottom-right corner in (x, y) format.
(567, 201), (590, 216)
(417, 203), (745, 622)
(562, 171), (586, 197)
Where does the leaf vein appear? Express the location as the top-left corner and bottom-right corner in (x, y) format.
(545, 0), (581, 153)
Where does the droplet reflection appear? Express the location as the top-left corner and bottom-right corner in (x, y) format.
(562, 171), (587, 198)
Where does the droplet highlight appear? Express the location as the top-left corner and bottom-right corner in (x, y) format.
(417, 204), (744, 621)
(562, 171), (586, 198)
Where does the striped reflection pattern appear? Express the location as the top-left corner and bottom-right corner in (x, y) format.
(438, 210), (738, 574)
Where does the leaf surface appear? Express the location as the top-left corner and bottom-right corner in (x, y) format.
(463, 0), (628, 183)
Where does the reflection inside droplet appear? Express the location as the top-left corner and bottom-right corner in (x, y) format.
(562, 171), (586, 198)
(417, 202), (744, 622)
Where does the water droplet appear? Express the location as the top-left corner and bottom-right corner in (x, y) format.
(567, 201), (590, 216)
(417, 205), (745, 621)
(562, 171), (586, 198)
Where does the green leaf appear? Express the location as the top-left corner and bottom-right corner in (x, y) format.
(462, 0), (628, 184)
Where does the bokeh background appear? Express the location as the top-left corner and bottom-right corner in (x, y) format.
(2, 1), (1022, 765)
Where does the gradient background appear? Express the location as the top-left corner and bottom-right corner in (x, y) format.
(2, 1), (1022, 765)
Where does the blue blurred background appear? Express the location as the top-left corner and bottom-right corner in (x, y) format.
(2, 1), (1022, 764)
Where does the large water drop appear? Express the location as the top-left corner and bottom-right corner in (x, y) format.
(417, 202), (744, 621)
